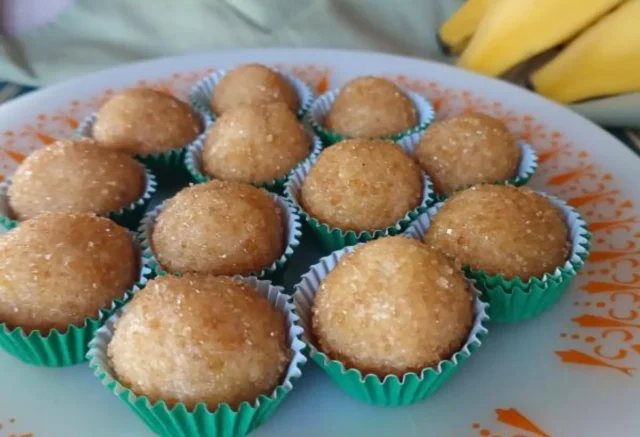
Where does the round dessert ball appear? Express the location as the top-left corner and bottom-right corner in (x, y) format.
(424, 184), (570, 280)
(212, 63), (299, 115)
(414, 113), (521, 195)
(300, 139), (422, 232)
(93, 88), (202, 155)
(8, 139), (146, 221)
(0, 213), (138, 333)
(313, 236), (474, 376)
(108, 274), (290, 409)
(203, 102), (310, 184)
(325, 76), (418, 138)
(152, 181), (284, 275)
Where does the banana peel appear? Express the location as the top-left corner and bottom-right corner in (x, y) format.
(531, 0), (640, 103)
(457, 0), (626, 77)
(438, 0), (490, 55)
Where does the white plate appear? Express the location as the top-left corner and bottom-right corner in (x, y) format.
(1, 49), (639, 437)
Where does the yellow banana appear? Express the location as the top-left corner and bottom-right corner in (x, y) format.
(457, 0), (626, 77)
(532, 0), (640, 103)
(438, 0), (491, 55)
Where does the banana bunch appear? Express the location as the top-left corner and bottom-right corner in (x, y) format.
(438, 0), (640, 104)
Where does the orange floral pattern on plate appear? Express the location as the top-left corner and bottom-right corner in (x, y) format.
(1, 64), (639, 380)
(471, 408), (553, 437)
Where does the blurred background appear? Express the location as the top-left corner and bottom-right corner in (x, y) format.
(0, 0), (638, 151)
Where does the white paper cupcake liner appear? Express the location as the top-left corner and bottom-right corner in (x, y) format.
(305, 87), (435, 144)
(396, 131), (539, 194)
(184, 126), (323, 192)
(86, 276), (306, 434)
(189, 68), (314, 121)
(139, 192), (301, 279)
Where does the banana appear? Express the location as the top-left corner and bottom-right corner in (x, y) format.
(531, 0), (640, 103)
(438, 0), (490, 55)
(457, 0), (626, 77)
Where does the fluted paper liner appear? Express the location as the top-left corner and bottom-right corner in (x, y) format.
(285, 157), (434, 252)
(87, 277), (306, 437)
(77, 112), (211, 185)
(0, 239), (151, 367)
(292, 242), (489, 406)
(184, 129), (323, 193)
(139, 193), (301, 280)
(189, 68), (314, 121)
(407, 193), (591, 322)
(306, 88), (435, 145)
(0, 165), (157, 232)
(396, 132), (539, 200)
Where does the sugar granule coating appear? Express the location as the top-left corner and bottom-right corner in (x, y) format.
(211, 63), (299, 115)
(8, 139), (146, 221)
(152, 181), (284, 276)
(203, 102), (310, 184)
(312, 236), (474, 376)
(414, 113), (521, 195)
(325, 76), (418, 138)
(93, 88), (202, 155)
(108, 274), (291, 410)
(300, 139), (423, 232)
(425, 185), (570, 280)
(0, 213), (138, 333)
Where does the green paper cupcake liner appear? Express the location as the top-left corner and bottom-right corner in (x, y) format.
(139, 193), (301, 280)
(77, 112), (212, 186)
(396, 132), (539, 201)
(87, 276), (307, 437)
(0, 239), (152, 367)
(407, 194), (591, 322)
(284, 157), (435, 253)
(292, 243), (489, 406)
(184, 128), (323, 193)
(0, 166), (157, 232)
(189, 68), (315, 121)
(306, 88), (435, 146)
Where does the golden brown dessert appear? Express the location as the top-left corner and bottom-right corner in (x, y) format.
(109, 274), (290, 409)
(8, 139), (146, 220)
(0, 213), (138, 333)
(152, 181), (284, 275)
(93, 88), (202, 155)
(300, 139), (422, 232)
(325, 76), (417, 138)
(212, 63), (299, 115)
(313, 236), (473, 376)
(414, 113), (521, 195)
(203, 102), (310, 184)
(425, 184), (570, 280)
